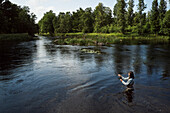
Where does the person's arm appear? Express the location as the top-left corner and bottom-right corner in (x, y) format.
(120, 79), (132, 86)
(118, 74), (128, 80)
(121, 76), (129, 80)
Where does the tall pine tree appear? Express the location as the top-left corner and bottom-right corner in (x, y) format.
(117, 0), (126, 34)
(151, 0), (159, 34)
(127, 0), (134, 26)
(137, 0), (146, 35)
(159, 0), (167, 34)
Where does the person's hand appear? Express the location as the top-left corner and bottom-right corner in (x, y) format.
(120, 79), (123, 82)
(118, 74), (121, 77)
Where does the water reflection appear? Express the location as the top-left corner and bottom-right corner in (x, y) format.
(0, 41), (36, 78)
(113, 45), (124, 74)
(133, 45), (143, 74)
(124, 89), (134, 103)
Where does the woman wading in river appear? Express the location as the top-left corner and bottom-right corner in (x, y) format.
(118, 71), (135, 91)
(118, 71), (135, 102)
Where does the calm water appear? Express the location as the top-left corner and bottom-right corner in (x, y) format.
(0, 36), (170, 113)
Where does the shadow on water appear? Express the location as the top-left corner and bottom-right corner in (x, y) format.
(0, 36), (170, 113)
(0, 41), (37, 80)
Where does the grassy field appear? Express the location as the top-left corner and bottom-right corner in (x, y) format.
(0, 33), (38, 42)
(41, 32), (170, 45)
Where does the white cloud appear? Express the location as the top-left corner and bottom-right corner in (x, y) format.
(33, 6), (56, 21)
(24, 0), (56, 23)
(26, 0), (48, 7)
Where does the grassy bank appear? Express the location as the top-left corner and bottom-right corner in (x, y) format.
(0, 33), (38, 42)
(42, 32), (170, 45)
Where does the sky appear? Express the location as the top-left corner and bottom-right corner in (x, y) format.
(10, 0), (170, 23)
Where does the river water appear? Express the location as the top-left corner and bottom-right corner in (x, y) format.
(0, 36), (170, 113)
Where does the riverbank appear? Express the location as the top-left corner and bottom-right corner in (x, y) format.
(41, 32), (170, 45)
(0, 33), (38, 42)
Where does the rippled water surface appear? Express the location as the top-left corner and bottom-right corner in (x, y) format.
(0, 36), (170, 113)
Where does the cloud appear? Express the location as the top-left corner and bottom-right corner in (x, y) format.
(26, 0), (48, 6)
(33, 6), (56, 21)
(23, 0), (56, 22)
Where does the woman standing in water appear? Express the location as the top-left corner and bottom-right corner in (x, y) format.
(118, 71), (135, 102)
(118, 71), (135, 90)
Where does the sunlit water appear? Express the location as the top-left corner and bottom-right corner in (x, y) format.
(0, 36), (170, 113)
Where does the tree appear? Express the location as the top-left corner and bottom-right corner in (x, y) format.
(38, 10), (55, 34)
(0, 0), (5, 33)
(93, 3), (112, 32)
(127, 0), (134, 26)
(18, 6), (37, 35)
(117, 0), (126, 34)
(64, 12), (72, 33)
(113, 2), (118, 26)
(133, 12), (139, 26)
(137, 0), (146, 35)
(143, 11), (151, 33)
(81, 7), (94, 33)
(94, 3), (105, 32)
(0, 0), (4, 4)
(56, 12), (65, 33)
(159, 0), (167, 34)
(163, 10), (170, 36)
(0, 0), (38, 35)
(71, 8), (84, 32)
(113, 2), (118, 18)
(52, 16), (58, 34)
(151, 0), (159, 34)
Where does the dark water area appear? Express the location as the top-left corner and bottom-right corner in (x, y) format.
(0, 36), (170, 113)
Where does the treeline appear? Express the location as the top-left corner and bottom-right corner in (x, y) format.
(39, 0), (170, 36)
(0, 0), (38, 36)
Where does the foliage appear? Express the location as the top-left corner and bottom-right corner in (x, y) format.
(159, 0), (167, 34)
(72, 8), (85, 32)
(137, 0), (147, 35)
(163, 10), (170, 36)
(82, 8), (94, 33)
(117, 0), (126, 34)
(93, 3), (112, 33)
(38, 0), (169, 36)
(151, 0), (160, 34)
(127, 0), (134, 26)
(38, 10), (55, 35)
(0, 0), (38, 36)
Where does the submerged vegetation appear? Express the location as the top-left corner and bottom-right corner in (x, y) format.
(81, 48), (101, 54)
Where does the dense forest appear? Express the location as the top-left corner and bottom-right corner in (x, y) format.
(0, 0), (38, 36)
(39, 0), (170, 36)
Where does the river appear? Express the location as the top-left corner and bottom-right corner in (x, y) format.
(0, 36), (170, 113)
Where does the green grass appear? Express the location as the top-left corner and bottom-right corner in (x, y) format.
(0, 33), (38, 42)
(42, 32), (170, 45)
